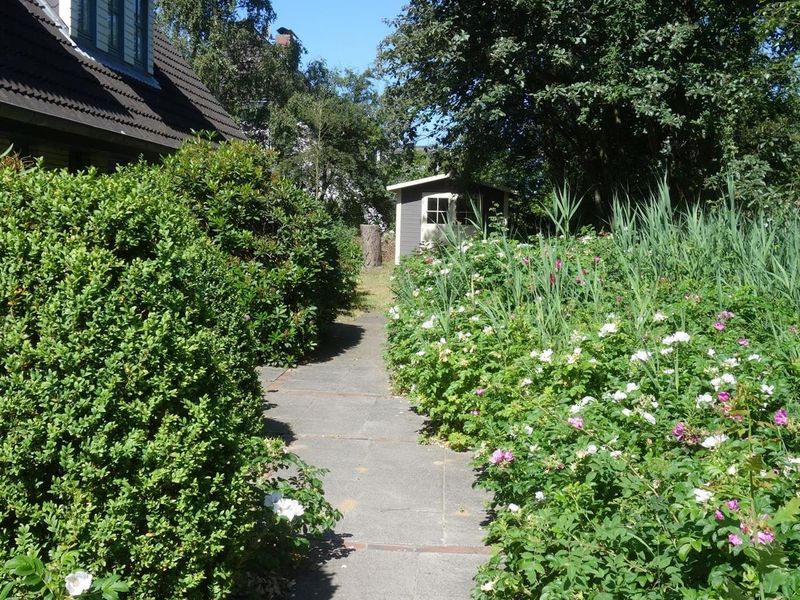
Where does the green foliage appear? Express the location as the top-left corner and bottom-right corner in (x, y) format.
(270, 67), (393, 226)
(161, 138), (361, 365)
(379, 0), (800, 211)
(0, 162), (340, 599)
(386, 189), (800, 597)
(3, 553), (128, 600)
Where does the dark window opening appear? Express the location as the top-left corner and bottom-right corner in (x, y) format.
(455, 197), (476, 224)
(134, 0), (149, 67)
(108, 0), (124, 57)
(69, 150), (91, 173)
(77, 0), (96, 44)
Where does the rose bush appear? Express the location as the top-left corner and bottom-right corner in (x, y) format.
(386, 192), (800, 598)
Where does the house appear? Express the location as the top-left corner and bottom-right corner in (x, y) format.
(0, 0), (245, 171)
(387, 174), (511, 265)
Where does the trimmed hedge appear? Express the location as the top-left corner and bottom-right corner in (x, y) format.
(0, 157), (340, 598)
(162, 139), (361, 365)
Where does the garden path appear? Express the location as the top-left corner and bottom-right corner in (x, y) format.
(260, 312), (490, 600)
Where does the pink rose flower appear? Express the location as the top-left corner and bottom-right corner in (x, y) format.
(718, 311), (735, 320)
(718, 391), (731, 403)
(737, 337), (750, 346)
(715, 509), (724, 521)
(475, 387), (487, 396)
(774, 408), (789, 427)
(728, 533), (743, 547)
(726, 499), (740, 512)
(568, 416), (584, 429)
(490, 449), (505, 464)
(672, 422), (687, 441)
(714, 321), (726, 331)
(503, 450), (514, 463)
(755, 530), (775, 545)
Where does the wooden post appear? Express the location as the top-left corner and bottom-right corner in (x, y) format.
(361, 224), (382, 267)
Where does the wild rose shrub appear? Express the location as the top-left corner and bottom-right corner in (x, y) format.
(386, 199), (800, 598)
(0, 163), (339, 599)
(162, 139), (361, 365)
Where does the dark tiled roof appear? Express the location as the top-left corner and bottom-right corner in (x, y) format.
(0, 0), (245, 151)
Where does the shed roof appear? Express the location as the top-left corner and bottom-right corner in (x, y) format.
(386, 173), (512, 194)
(0, 0), (246, 153)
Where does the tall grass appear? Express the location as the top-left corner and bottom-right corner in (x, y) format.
(400, 184), (800, 355)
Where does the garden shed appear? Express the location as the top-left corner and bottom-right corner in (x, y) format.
(387, 174), (511, 264)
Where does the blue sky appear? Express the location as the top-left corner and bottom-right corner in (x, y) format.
(270, 0), (407, 73)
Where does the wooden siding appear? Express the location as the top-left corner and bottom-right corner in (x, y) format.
(396, 181), (509, 261)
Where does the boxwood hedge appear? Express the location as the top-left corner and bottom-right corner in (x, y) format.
(0, 155), (340, 598)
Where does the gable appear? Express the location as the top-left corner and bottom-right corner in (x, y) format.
(0, 0), (245, 153)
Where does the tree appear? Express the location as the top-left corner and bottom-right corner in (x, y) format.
(270, 66), (392, 225)
(155, 0), (305, 139)
(379, 0), (800, 213)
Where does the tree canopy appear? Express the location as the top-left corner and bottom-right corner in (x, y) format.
(379, 0), (800, 212)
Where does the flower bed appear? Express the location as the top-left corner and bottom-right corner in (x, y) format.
(386, 195), (800, 598)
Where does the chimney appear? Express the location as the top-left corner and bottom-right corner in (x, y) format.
(275, 27), (295, 47)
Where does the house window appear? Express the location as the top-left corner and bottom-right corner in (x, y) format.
(133, 0), (149, 67)
(426, 196), (450, 225)
(107, 0), (124, 57)
(76, 0), (96, 43)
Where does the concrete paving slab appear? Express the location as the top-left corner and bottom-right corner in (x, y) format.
(264, 313), (489, 599)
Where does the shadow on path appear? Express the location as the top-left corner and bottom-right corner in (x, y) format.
(307, 322), (365, 363)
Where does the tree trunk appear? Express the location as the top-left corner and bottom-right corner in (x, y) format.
(360, 224), (382, 267)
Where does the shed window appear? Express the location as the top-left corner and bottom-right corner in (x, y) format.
(426, 196), (450, 225)
(134, 0), (149, 67)
(107, 0), (124, 56)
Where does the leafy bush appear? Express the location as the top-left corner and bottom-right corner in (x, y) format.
(0, 162), (339, 599)
(161, 139), (361, 365)
(386, 189), (800, 598)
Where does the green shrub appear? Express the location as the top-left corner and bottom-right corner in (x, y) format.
(386, 191), (800, 598)
(161, 139), (361, 365)
(0, 163), (338, 599)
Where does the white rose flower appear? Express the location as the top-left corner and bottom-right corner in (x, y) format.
(534, 491), (546, 502)
(693, 488), (714, 503)
(65, 572), (93, 597)
(653, 311), (668, 322)
(630, 350), (652, 363)
(626, 382), (639, 393)
(507, 503), (520, 513)
(609, 450), (623, 458)
(612, 390), (628, 401)
(539, 349), (554, 363)
(585, 444), (598, 455)
(701, 434), (729, 449)
(520, 378), (533, 386)
(722, 357), (740, 368)
(695, 393), (714, 407)
(640, 411), (656, 425)
(598, 322), (618, 337)
(720, 373), (736, 385)
(421, 317), (436, 329)
(760, 383), (774, 396)
(480, 581), (496, 592)
(747, 354), (762, 362)
(273, 498), (305, 521)
(660, 347), (674, 356)
(621, 408), (633, 417)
